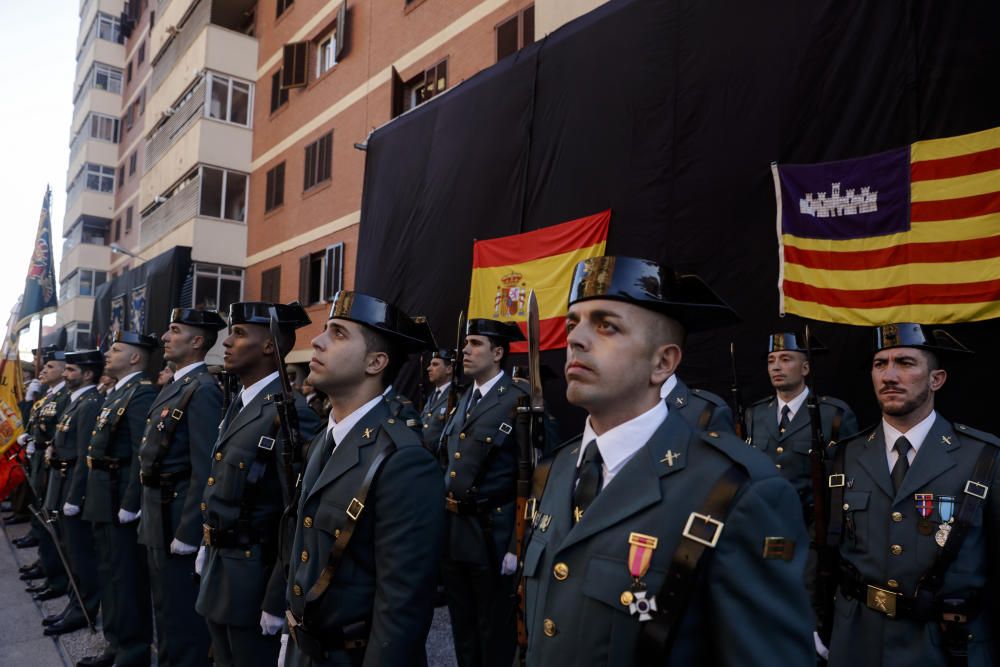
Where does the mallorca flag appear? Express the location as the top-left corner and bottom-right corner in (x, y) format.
(773, 125), (1000, 325)
(468, 210), (611, 351)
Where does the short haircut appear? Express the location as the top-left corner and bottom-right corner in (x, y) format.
(80, 364), (103, 382)
(921, 349), (941, 371)
(200, 328), (219, 351)
(645, 312), (687, 351)
(359, 326), (404, 388)
(486, 336), (510, 370)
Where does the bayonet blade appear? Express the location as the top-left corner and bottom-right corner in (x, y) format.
(526, 290), (543, 411)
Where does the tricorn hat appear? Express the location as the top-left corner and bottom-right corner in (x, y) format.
(567, 256), (739, 332)
(328, 291), (427, 352)
(65, 349), (105, 367)
(229, 302), (311, 330)
(33, 345), (66, 363)
(767, 332), (826, 355)
(110, 330), (159, 350)
(873, 323), (972, 357)
(431, 348), (456, 362)
(466, 318), (526, 342)
(170, 308), (227, 331)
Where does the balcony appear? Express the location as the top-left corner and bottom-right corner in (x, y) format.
(64, 189), (115, 232)
(75, 29), (125, 94)
(57, 296), (97, 327)
(67, 138), (119, 193)
(60, 243), (112, 280)
(72, 86), (122, 135)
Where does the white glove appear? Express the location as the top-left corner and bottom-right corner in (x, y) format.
(44, 446), (54, 463)
(118, 508), (140, 524)
(260, 610), (284, 635)
(195, 545), (206, 575)
(17, 433), (30, 446)
(26, 441), (36, 456)
(813, 631), (829, 660)
(278, 633), (289, 666)
(62, 502), (81, 517)
(500, 551), (518, 576)
(26, 379), (43, 400)
(170, 538), (199, 555)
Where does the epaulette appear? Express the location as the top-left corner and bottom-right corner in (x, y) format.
(505, 380), (529, 395)
(699, 429), (774, 479)
(690, 388), (728, 407)
(749, 395), (772, 407)
(382, 416), (423, 448)
(819, 395), (852, 412)
(954, 423), (1000, 447)
(838, 423), (879, 447)
(512, 377), (530, 387)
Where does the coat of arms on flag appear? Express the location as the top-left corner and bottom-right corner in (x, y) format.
(772, 125), (1000, 325)
(493, 272), (527, 318)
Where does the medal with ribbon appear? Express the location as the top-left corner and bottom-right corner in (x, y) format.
(624, 532), (659, 621)
(936, 495), (955, 547)
(914, 493), (935, 535)
(156, 406), (170, 432)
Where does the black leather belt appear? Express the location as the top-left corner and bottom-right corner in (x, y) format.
(286, 612), (368, 662)
(839, 569), (980, 622)
(202, 523), (268, 549)
(55, 459), (76, 476)
(445, 492), (515, 516)
(140, 469), (190, 488)
(86, 457), (125, 472)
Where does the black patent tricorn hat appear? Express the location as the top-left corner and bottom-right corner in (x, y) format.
(328, 291), (426, 352)
(170, 308), (227, 331)
(229, 302), (311, 330)
(431, 348), (456, 362)
(767, 332), (826, 355)
(873, 323), (972, 357)
(111, 330), (159, 350)
(567, 256), (739, 332)
(65, 349), (105, 367)
(466, 318), (526, 342)
(33, 345), (66, 363)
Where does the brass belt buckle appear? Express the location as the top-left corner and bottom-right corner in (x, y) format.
(682, 512), (724, 548)
(346, 497), (364, 521)
(86, 456), (93, 469)
(866, 585), (898, 618)
(202, 524), (213, 547)
(445, 497), (460, 514)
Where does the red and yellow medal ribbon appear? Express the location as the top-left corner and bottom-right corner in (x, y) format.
(627, 532), (659, 579)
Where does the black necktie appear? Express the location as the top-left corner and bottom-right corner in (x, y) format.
(573, 439), (603, 523)
(779, 404), (791, 434)
(466, 389), (482, 420)
(891, 436), (912, 493)
(431, 389), (441, 406)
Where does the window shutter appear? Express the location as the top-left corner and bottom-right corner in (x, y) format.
(282, 42), (309, 89)
(335, 1), (348, 61)
(298, 255), (310, 304)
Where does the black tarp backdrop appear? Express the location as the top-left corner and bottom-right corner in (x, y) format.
(357, 0), (1000, 439)
(92, 246), (192, 375)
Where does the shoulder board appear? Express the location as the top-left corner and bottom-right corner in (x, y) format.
(819, 395), (851, 412)
(954, 423), (1000, 447)
(837, 422), (879, 446)
(507, 380), (529, 395)
(750, 395), (772, 407)
(140, 380), (153, 385)
(382, 417), (422, 448)
(699, 429), (772, 478)
(395, 396), (412, 406)
(690, 388), (728, 407)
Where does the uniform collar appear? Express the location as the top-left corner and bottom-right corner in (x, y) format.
(578, 399), (669, 478)
(173, 361), (205, 382)
(113, 371), (143, 392)
(474, 369), (505, 397)
(47, 381), (66, 395)
(432, 381), (451, 396)
(777, 386), (809, 421)
(882, 410), (937, 455)
(326, 394), (384, 447)
(239, 371), (280, 407)
(71, 384), (96, 403)
(658, 374), (678, 399)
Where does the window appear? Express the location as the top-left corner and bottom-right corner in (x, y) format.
(192, 265), (243, 312)
(127, 60), (133, 84)
(270, 70), (289, 113)
(261, 266), (281, 302)
(298, 243), (344, 305)
(94, 64), (123, 94)
(61, 270), (107, 301)
(317, 34), (337, 77)
(265, 162), (285, 212)
(114, 218), (121, 241)
(129, 151), (137, 176)
(97, 13), (121, 42)
(496, 6), (534, 61)
(84, 163), (115, 193)
(65, 322), (92, 351)
(394, 59), (447, 116)
(281, 42), (308, 89)
(125, 207), (133, 233)
(199, 167), (248, 222)
(125, 104), (134, 130)
(208, 73), (252, 126)
(90, 114), (119, 142)
(139, 88), (146, 115)
(324, 243), (344, 300)
(138, 41), (146, 65)
(303, 132), (332, 190)
(277, 0), (294, 17)
(118, 165), (125, 187)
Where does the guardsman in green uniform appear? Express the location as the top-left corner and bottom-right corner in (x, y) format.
(818, 324), (1000, 666)
(660, 375), (735, 433)
(523, 256), (813, 665)
(267, 291), (445, 666)
(421, 348), (455, 451)
(195, 302), (320, 667)
(138, 308), (227, 667)
(441, 318), (528, 667)
(80, 331), (159, 667)
(17, 348), (71, 599)
(41, 350), (104, 636)
(745, 332), (858, 517)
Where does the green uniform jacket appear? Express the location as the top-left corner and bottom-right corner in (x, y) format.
(827, 417), (1000, 667)
(269, 398), (444, 666)
(442, 373), (527, 566)
(419, 385), (451, 451)
(45, 388), (102, 511)
(82, 373), (158, 522)
(29, 385), (70, 495)
(196, 377), (320, 627)
(664, 377), (736, 433)
(746, 393), (858, 513)
(524, 411), (814, 665)
(385, 389), (422, 436)
(137, 365), (223, 549)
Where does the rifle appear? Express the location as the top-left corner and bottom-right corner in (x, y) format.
(514, 291), (545, 662)
(268, 308), (305, 513)
(446, 310), (465, 418)
(804, 324), (836, 647)
(729, 342), (747, 440)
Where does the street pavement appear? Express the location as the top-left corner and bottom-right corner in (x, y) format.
(1, 513), (457, 666)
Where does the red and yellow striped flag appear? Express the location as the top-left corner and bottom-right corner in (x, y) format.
(773, 125), (1000, 325)
(469, 210), (610, 351)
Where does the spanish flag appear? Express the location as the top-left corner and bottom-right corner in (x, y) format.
(468, 210), (611, 351)
(773, 125), (1000, 325)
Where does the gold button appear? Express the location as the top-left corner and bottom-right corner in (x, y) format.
(708, 431), (719, 438)
(387, 418), (395, 424)
(890, 544), (903, 556)
(454, 452), (461, 460)
(303, 516), (313, 528)
(301, 550), (309, 562)
(543, 618), (556, 637)
(292, 584), (302, 596)
(891, 512), (903, 522)
(207, 477), (215, 486)
(335, 529), (341, 538)
(620, 591), (634, 606)
(486, 436), (492, 443)
(553, 563), (569, 580)
(239, 462), (246, 470)
(245, 550), (252, 558)
(200, 502), (207, 511)
(775, 464), (782, 470)
(215, 452), (222, 461)
(843, 503), (850, 510)
(887, 579), (899, 588)
(450, 471), (457, 478)
(776, 446), (784, 454)
(459, 433), (466, 440)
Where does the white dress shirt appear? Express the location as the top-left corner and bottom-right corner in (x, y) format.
(469, 371), (505, 412)
(236, 371), (280, 410)
(326, 394), (385, 452)
(658, 374), (678, 399)
(883, 410), (937, 471)
(70, 384), (97, 403)
(777, 386), (809, 425)
(577, 400), (670, 488)
(47, 381), (66, 396)
(173, 361), (205, 382)
(113, 371), (143, 392)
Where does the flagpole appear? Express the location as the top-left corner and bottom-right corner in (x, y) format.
(34, 315), (42, 377)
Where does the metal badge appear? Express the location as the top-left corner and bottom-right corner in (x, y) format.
(936, 495), (956, 547)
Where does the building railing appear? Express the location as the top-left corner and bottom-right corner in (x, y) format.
(139, 173), (200, 250)
(145, 76), (205, 172)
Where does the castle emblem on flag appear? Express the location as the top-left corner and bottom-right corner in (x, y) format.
(493, 271), (527, 318)
(799, 182), (879, 218)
